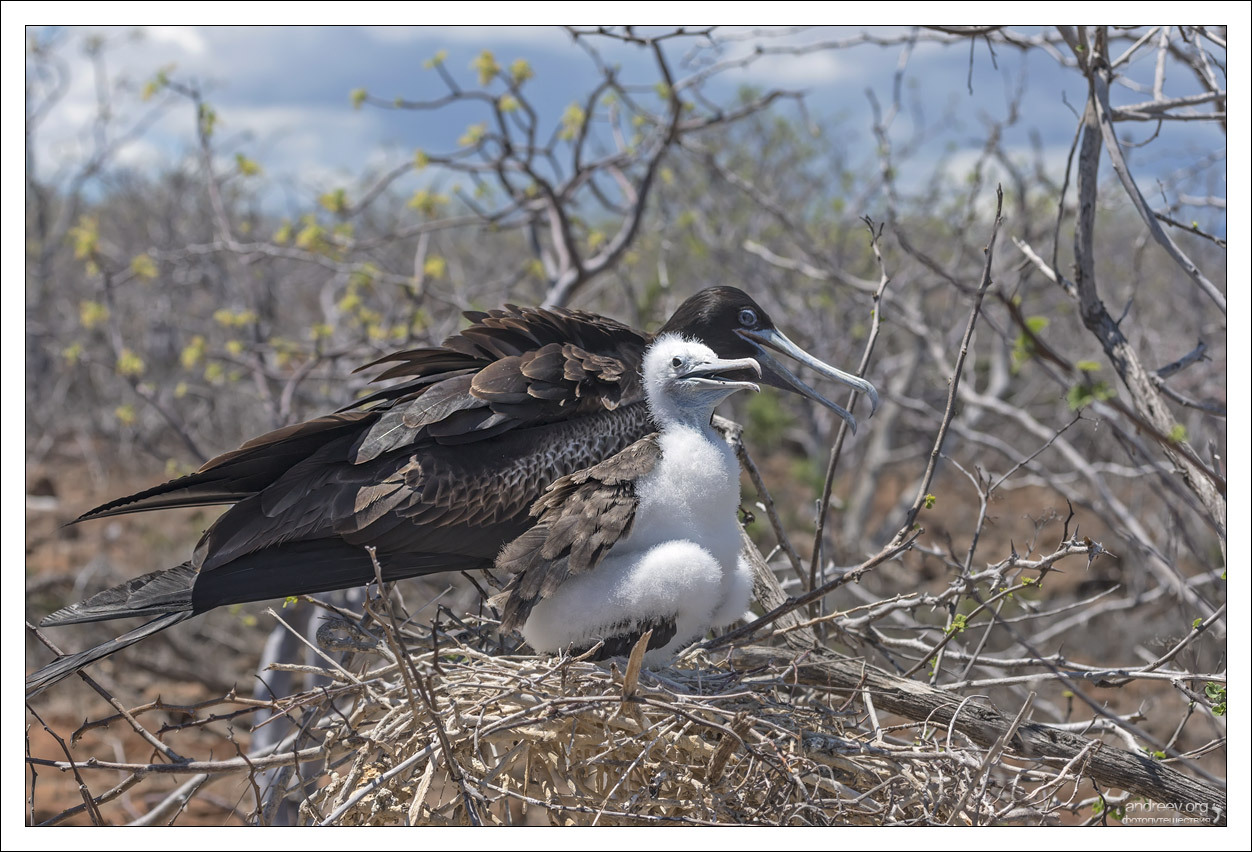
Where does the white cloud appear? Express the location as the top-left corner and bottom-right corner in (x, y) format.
(932, 144), (1074, 192)
(362, 25), (570, 47)
(735, 49), (848, 86)
(145, 25), (208, 56)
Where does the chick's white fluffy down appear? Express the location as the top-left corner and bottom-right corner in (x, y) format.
(521, 540), (726, 664)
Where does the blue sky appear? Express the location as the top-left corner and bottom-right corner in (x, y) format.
(18, 21), (1230, 228)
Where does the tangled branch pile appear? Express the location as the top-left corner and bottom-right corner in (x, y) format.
(268, 611), (1069, 826)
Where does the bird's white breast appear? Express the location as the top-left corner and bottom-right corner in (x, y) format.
(626, 425), (743, 569)
(519, 423), (752, 663)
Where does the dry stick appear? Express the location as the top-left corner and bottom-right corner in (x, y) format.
(366, 547), (483, 827)
(541, 39), (683, 308)
(1088, 47), (1225, 313)
(894, 186), (1004, 544)
(953, 420), (1081, 685)
(734, 527), (821, 653)
(318, 745), (439, 826)
(726, 644), (1225, 823)
(900, 574), (1036, 679)
(26, 620), (187, 764)
(946, 692), (1035, 825)
(28, 743), (330, 776)
(36, 773), (146, 827)
(126, 773), (211, 827)
(1067, 33), (1226, 550)
(27, 705), (104, 826)
(705, 531), (919, 650)
(1005, 245), (1227, 495)
(718, 418), (804, 585)
(1126, 604), (1226, 679)
(970, 589), (1225, 790)
(808, 217), (891, 613)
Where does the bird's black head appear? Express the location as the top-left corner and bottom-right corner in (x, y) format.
(657, 286), (878, 432)
(656, 287), (774, 360)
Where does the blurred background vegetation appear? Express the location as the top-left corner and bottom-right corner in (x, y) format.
(24, 25), (1226, 826)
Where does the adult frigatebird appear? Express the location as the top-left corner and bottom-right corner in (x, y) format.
(27, 287), (877, 695)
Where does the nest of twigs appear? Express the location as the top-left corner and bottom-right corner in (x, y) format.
(273, 600), (1045, 827)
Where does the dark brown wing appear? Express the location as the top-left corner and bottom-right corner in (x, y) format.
(193, 406), (655, 574)
(76, 304), (652, 522)
(349, 304), (650, 457)
(495, 434), (662, 632)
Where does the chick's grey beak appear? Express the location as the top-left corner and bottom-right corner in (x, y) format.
(683, 356), (762, 394)
(737, 327), (878, 434)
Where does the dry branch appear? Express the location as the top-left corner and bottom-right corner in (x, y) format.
(726, 645), (1225, 823)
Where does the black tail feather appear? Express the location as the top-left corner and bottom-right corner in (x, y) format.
(40, 563), (198, 626)
(29, 542), (493, 697)
(26, 612), (195, 698)
(74, 413), (373, 523)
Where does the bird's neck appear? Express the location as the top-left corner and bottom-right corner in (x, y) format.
(648, 399), (719, 436)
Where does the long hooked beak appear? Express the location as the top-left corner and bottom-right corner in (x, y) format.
(682, 356), (762, 394)
(736, 327), (878, 434)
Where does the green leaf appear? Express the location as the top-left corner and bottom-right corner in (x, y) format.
(350, 88), (368, 109)
(116, 348), (146, 377)
(180, 335), (206, 369)
(69, 216), (99, 260)
(458, 122), (486, 147)
(319, 188), (349, 214)
(114, 404), (136, 425)
(1066, 380), (1116, 410)
(1168, 423), (1187, 443)
(407, 189), (448, 216)
(1075, 360), (1101, 372)
(234, 153), (261, 177)
(423, 256), (447, 280)
(130, 253), (158, 280)
(350, 262), (380, 289)
(1011, 316), (1051, 374)
(471, 50), (500, 86)
(559, 102), (585, 140)
(510, 58), (533, 84)
(296, 222), (328, 252)
(414, 149), (430, 170)
(423, 49), (447, 69)
(1204, 682), (1226, 716)
(924, 493), (936, 510)
(198, 103), (217, 138)
(79, 300), (110, 329)
(498, 93), (519, 113)
(337, 291), (362, 313)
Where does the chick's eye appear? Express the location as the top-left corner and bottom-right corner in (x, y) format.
(738, 308), (758, 327)
(671, 356), (682, 368)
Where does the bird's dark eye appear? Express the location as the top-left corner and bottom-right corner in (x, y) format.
(671, 357), (682, 368)
(738, 308), (758, 327)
